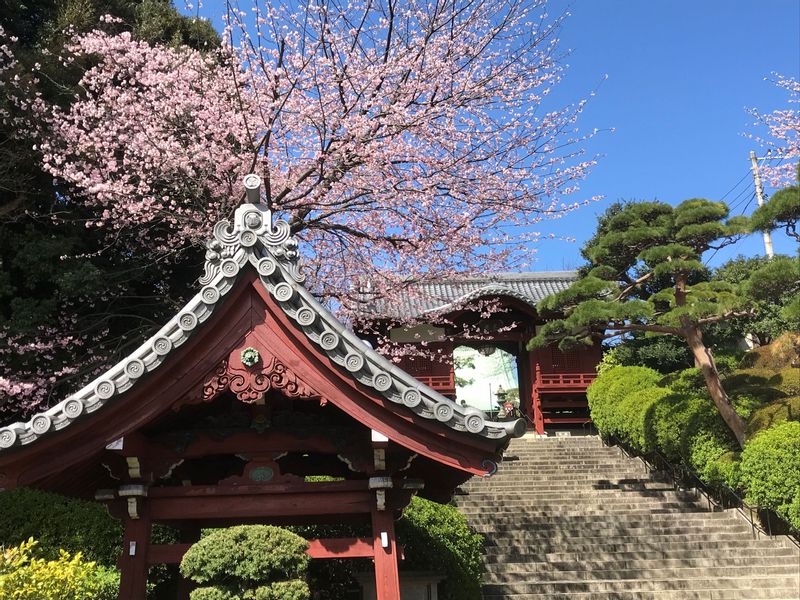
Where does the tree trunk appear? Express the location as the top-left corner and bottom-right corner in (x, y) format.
(684, 325), (746, 448)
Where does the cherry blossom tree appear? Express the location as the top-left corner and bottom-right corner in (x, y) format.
(748, 75), (799, 188)
(5, 0), (600, 420)
(38, 0), (598, 303)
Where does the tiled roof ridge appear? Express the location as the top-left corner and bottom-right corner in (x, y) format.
(0, 177), (525, 452)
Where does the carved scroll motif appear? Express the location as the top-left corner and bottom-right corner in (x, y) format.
(203, 355), (319, 403)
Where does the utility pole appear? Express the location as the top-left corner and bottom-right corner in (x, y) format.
(749, 150), (775, 258)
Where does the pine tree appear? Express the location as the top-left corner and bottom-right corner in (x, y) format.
(529, 199), (753, 446)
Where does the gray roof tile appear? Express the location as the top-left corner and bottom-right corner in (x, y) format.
(360, 272), (577, 320)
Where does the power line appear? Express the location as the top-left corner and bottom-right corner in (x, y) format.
(739, 190), (757, 216)
(720, 169), (752, 201)
(728, 182), (755, 212)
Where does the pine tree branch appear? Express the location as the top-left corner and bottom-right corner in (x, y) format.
(605, 322), (683, 336)
(695, 309), (756, 326)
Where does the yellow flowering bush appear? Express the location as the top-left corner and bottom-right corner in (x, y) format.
(0, 538), (118, 600)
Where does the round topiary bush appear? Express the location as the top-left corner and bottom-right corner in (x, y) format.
(180, 526), (310, 600)
(739, 421), (800, 531)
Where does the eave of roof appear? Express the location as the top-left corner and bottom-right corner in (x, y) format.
(0, 195), (525, 453)
(357, 271), (578, 321)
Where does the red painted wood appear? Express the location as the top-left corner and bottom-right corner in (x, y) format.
(532, 363), (544, 434)
(117, 510), (151, 600)
(148, 490), (373, 521)
(141, 431), (340, 459)
(146, 538), (375, 565)
(543, 417), (592, 425)
(247, 280), (500, 474)
(371, 507), (401, 600)
(536, 372), (596, 389)
(307, 537), (375, 559)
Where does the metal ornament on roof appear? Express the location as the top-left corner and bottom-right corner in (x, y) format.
(0, 176), (525, 451)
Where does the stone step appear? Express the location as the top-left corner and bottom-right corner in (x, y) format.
(481, 575), (799, 595)
(481, 532), (780, 549)
(483, 564), (799, 583)
(472, 523), (753, 538)
(457, 436), (800, 600)
(460, 484), (666, 492)
(465, 510), (739, 527)
(482, 553), (800, 571)
(456, 490), (688, 504)
(482, 538), (799, 557)
(482, 589), (799, 600)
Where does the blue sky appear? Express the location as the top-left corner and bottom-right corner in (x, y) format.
(188, 1), (799, 271)
(536, 0), (799, 269)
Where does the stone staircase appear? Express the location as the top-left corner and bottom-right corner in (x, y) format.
(455, 435), (800, 600)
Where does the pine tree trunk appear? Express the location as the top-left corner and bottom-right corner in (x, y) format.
(684, 325), (746, 448)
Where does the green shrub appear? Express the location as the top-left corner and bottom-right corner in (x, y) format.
(0, 488), (176, 598)
(703, 451), (741, 489)
(251, 580), (312, 600)
(615, 386), (671, 453)
(644, 392), (737, 475)
(712, 352), (744, 376)
(739, 332), (800, 371)
(397, 497), (484, 600)
(181, 526), (310, 600)
(0, 538), (119, 600)
(660, 367), (706, 396)
(190, 589), (238, 600)
(746, 395), (800, 438)
(0, 488), (122, 566)
(587, 366), (662, 437)
(739, 421), (800, 530)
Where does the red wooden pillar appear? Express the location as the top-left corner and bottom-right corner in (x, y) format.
(371, 506), (401, 600)
(117, 503), (151, 600)
(532, 361), (545, 434)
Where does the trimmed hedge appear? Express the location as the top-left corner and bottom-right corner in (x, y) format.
(589, 360), (799, 528)
(614, 386), (671, 453)
(586, 366), (662, 437)
(739, 422), (800, 530)
(589, 369), (739, 487)
(180, 526), (310, 600)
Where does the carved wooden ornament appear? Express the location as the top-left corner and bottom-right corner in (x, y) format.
(203, 350), (320, 403)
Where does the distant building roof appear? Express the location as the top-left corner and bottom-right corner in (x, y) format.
(359, 271), (578, 320)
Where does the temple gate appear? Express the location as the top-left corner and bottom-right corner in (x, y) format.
(0, 175), (524, 599)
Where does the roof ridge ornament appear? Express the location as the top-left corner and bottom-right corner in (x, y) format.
(200, 175), (304, 286)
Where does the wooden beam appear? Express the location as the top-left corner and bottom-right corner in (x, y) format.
(306, 537), (374, 559)
(135, 431), (343, 460)
(147, 538), (375, 565)
(147, 484), (373, 521)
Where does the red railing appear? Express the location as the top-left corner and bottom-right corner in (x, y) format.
(534, 365), (596, 390)
(414, 374), (456, 394)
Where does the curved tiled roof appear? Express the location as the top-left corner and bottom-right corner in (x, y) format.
(359, 271), (578, 320)
(0, 180), (525, 451)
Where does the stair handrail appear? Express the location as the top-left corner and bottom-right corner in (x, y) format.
(601, 434), (800, 550)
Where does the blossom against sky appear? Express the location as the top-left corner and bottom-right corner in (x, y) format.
(187, 1), (800, 269)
